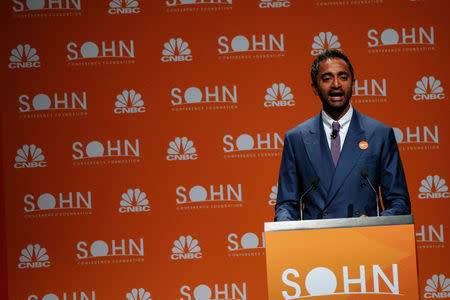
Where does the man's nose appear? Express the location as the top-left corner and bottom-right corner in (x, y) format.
(331, 77), (341, 88)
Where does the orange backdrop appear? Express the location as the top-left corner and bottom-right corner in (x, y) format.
(2, 0), (449, 299)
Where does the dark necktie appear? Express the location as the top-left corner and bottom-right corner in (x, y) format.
(331, 121), (341, 166)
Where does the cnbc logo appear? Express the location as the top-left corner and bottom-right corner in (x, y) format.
(162, 38), (192, 63)
(264, 83), (295, 107)
(166, 137), (198, 161)
(259, 0), (291, 9)
(418, 175), (449, 199)
(423, 274), (450, 298)
(126, 288), (152, 300)
(18, 244), (51, 269)
(108, 0), (141, 14)
(119, 188), (151, 213)
(413, 76), (445, 101)
(8, 44), (40, 69)
(269, 184), (277, 206)
(114, 90), (146, 114)
(171, 235), (203, 260)
(311, 32), (342, 56)
(14, 145), (47, 169)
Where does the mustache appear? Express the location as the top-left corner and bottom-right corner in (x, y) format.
(328, 89), (344, 94)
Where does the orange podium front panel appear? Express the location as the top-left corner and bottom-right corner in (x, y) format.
(265, 216), (419, 300)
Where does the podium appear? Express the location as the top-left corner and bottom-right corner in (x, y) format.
(264, 215), (420, 299)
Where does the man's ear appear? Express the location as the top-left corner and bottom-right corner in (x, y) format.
(311, 83), (318, 96)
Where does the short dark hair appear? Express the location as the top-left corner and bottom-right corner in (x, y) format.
(310, 50), (354, 87)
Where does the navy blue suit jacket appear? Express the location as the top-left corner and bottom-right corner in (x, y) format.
(275, 109), (411, 221)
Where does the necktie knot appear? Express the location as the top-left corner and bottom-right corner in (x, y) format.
(332, 121), (340, 132)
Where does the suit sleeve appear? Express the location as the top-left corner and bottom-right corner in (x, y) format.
(274, 134), (301, 221)
(379, 128), (411, 216)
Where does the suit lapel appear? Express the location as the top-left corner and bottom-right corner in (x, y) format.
(303, 114), (335, 193)
(326, 110), (366, 204)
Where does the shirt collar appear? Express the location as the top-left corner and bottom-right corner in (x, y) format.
(321, 104), (354, 129)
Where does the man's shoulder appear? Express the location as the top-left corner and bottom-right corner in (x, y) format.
(285, 115), (318, 138)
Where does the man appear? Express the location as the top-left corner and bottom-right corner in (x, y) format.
(275, 49), (410, 221)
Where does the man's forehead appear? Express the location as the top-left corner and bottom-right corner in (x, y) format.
(318, 58), (350, 73)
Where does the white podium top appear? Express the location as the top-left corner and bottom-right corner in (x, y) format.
(265, 215), (413, 232)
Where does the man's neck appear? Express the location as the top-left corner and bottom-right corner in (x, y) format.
(324, 104), (351, 121)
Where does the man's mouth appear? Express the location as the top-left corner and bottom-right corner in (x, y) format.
(329, 91), (344, 101)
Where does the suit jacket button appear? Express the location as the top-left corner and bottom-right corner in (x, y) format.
(323, 211), (328, 216)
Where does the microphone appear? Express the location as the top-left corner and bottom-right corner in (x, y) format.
(299, 176), (320, 220)
(331, 129), (338, 139)
(361, 170), (380, 216)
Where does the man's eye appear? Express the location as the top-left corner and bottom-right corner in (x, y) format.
(340, 76), (348, 80)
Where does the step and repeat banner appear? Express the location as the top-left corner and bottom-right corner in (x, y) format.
(2, 0), (449, 299)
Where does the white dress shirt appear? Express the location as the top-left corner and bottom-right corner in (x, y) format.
(321, 104), (354, 151)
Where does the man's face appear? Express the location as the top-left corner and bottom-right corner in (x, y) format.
(312, 58), (353, 113)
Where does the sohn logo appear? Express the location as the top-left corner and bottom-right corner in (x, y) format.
(282, 264), (401, 298)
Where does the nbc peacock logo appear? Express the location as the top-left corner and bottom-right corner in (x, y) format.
(119, 188), (150, 213)
(114, 90), (146, 114)
(14, 144), (47, 169)
(161, 38), (193, 62)
(166, 137), (198, 161)
(9, 44), (40, 69)
(264, 83), (295, 107)
(418, 175), (450, 199)
(259, 0), (291, 9)
(18, 244), (51, 269)
(424, 274), (450, 298)
(171, 235), (203, 260)
(311, 32), (342, 56)
(108, 0), (141, 14)
(269, 184), (277, 206)
(413, 76), (445, 101)
(126, 288), (152, 300)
